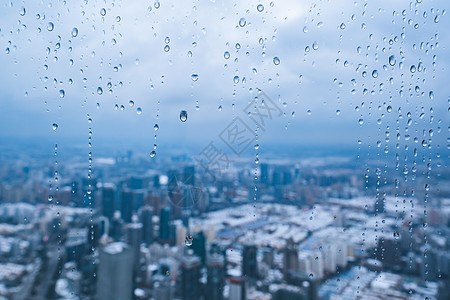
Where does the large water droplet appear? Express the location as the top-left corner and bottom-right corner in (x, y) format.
(154, 124), (159, 131)
(47, 22), (54, 31)
(239, 18), (246, 27)
(150, 150), (156, 158)
(137, 107), (142, 115)
(388, 55), (396, 66)
(52, 123), (58, 131)
(191, 74), (199, 81)
(233, 76), (240, 84)
(185, 235), (193, 246)
(19, 7), (26, 16)
(224, 51), (230, 59)
(48, 195), (53, 202)
(72, 27), (78, 38)
(97, 87), (103, 95)
(164, 45), (170, 52)
(273, 57), (280, 65)
(100, 8), (106, 16)
(312, 41), (319, 50)
(180, 110), (188, 122)
(59, 90), (65, 98)
(372, 70), (378, 78)
(257, 4), (264, 12)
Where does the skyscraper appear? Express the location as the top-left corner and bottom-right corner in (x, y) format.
(139, 205), (153, 245)
(126, 222), (143, 274)
(283, 240), (299, 278)
(97, 242), (133, 300)
(159, 207), (171, 241)
(207, 254), (225, 300)
(121, 189), (134, 223)
(180, 255), (201, 300)
(101, 183), (116, 220)
(242, 243), (258, 280)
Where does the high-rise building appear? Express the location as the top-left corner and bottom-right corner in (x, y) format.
(242, 244), (258, 280)
(207, 254), (225, 300)
(183, 166), (195, 186)
(110, 212), (124, 241)
(260, 163), (269, 185)
(153, 274), (172, 300)
(139, 205), (153, 245)
(228, 271), (247, 300)
(191, 231), (207, 265)
(121, 189), (134, 223)
(283, 240), (299, 277)
(126, 222), (143, 274)
(159, 207), (171, 241)
(101, 183), (116, 220)
(180, 255), (201, 300)
(97, 242), (133, 300)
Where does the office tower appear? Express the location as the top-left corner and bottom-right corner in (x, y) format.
(101, 183), (116, 220)
(260, 163), (269, 185)
(132, 190), (145, 213)
(110, 212), (124, 241)
(121, 189), (134, 223)
(153, 175), (161, 188)
(207, 254), (225, 300)
(153, 274), (172, 300)
(97, 242), (133, 300)
(128, 176), (144, 189)
(159, 207), (171, 240)
(183, 166), (195, 186)
(127, 222), (143, 274)
(286, 270), (318, 300)
(180, 255), (201, 300)
(139, 205), (153, 245)
(191, 231), (207, 265)
(272, 286), (308, 300)
(242, 244), (258, 280)
(262, 246), (274, 268)
(228, 273), (247, 300)
(310, 252), (324, 280)
(283, 240), (299, 277)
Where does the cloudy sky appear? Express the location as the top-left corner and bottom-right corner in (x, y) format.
(0, 0), (448, 157)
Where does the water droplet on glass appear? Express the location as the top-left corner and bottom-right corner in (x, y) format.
(393, 231), (400, 240)
(19, 7), (26, 16)
(239, 18), (246, 27)
(224, 51), (230, 59)
(428, 91), (434, 100)
(129, 100), (134, 107)
(59, 90), (65, 98)
(52, 123), (58, 131)
(137, 107), (142, 115)
(257, 4), (264, 12)
(372, 70), (378, 78)
(233, 76), (240, 84)
(97, 87), (103, 95)
(72, 27), (78, 38)
(191, 74), (199, 81)
(339, 23), (346, 29)
(387, 105), (392, 113)
(218, 105), (222, 111)
(164, 45), (170, 52)
(100, 8), (106, 16)
(180, 110), (188, 122)
(154, 124), (159, 131)
(312, 41), (319, 50)
(336, 110), (341, 115)
(273, 57), (280, 65)
(48, 195), (53, 202)
(185, 235), (193, 246)
(47, 22), (54, 31)
(410, 65), (416, 73)
(388, 55), (396, 66)
(150, 150), (156, 158)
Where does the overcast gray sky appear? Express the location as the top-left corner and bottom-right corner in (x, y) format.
(0, 0), (448, 156)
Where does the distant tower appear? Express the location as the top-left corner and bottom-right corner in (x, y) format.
(180, 255), (202, 300)
(207, 254), (225, 300)
(242, 244), (258, 280)
(228, 271), (247, 300)
(110, 212), (124, 241)
(101, 183), (116, 220)
(283, 240), (299, 278)
(126, 222), (143, 274)
(139, 205), (153, 245)
(97, 242), (133, 300)
(121, 189), (134, 223)
(159, 207), (171, 241)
